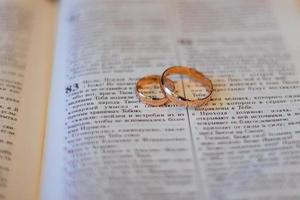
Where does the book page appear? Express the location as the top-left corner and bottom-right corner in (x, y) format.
(42, 0), (300, 199)
(0, 0), (56, 200)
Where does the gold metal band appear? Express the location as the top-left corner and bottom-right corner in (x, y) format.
(136, 75), (169, 106)
(160, 66), (213, 107)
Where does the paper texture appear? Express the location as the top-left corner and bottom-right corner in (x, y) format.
(42, 0), (300, 200)
(0, 1), (33, 199)
(0, 0), (56, 200)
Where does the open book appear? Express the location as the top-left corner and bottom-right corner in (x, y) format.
(1, 0), (300, 199)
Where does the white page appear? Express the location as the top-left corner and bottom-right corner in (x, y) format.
(0, 0), (57, 200)
(42, 0), (300, 199)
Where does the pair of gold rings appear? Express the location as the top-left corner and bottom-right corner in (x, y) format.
(136, 66), (213, 107)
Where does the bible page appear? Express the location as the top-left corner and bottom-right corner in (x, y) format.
(42, 0), (300, 200)
(0, 0), (57, 200)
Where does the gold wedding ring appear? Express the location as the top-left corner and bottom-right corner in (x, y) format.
(136, 66), (213, 107)
(160, 66), (213, 107)
(136, 75), (169, 106)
